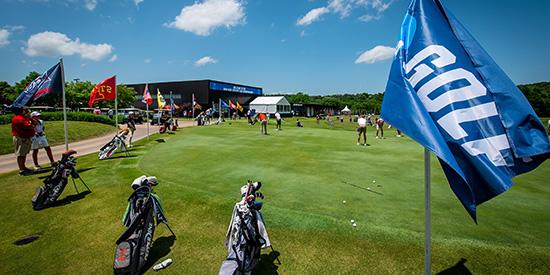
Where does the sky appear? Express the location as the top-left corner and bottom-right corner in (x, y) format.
(0, 0), (549, 95)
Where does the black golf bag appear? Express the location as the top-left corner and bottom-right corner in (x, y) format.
(99, 132), (129, 160)
(219, 181), (274, 275)
(31, 150), (90, 210)
(113, 176), (175, 275)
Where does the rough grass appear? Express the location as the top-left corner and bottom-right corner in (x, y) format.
(0, 118), (548, 274)
(0, 121), (116, 155)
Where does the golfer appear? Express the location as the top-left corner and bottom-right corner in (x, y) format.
(275, 111), (282, 131)
(11, 107), (35, 175)
(30, 112), (55, 169)
(375, 117), (385, 139)
(258, 112), (268, 135)
(126, 111), (137, 147)
(357, 114), (367, 146)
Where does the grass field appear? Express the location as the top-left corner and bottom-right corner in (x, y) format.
(0, 121), (116, 155)
(0, 118), (548, 274)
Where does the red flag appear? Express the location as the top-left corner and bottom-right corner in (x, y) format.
(229, 100), (236, 110)
(88, 76), (116, 108)
(142, 84), (152, 105)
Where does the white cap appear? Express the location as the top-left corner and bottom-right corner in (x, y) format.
(128, 111), (134, 115)
(31, 111), (41, 117)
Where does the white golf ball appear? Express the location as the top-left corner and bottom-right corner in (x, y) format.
(352, 223), (357, 227)
(342, 200), (346, 204)
(373, 180), (376, 183)
(367, 187), (371, 190)
(351, 219), (355, 223)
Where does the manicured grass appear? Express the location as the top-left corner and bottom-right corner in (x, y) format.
(0, 118), (548, 274)
(0, 121), (116, 155)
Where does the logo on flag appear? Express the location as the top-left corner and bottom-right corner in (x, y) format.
(236, 101), (243, 112)
(88, 76), (116, 108)
(142, 84), (152, 105)
(157, 89), (165, 109)
(381, 0), (549, 220)
(13, 62), (63, 108)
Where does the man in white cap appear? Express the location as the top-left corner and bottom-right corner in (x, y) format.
(30, 111), (55, 169)
(125, 111), (137, 147)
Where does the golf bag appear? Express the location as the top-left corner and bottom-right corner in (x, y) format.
(219, 181), (274, 275)
(99, 132), (129, 160)
(113, 176), (175, 275)
(31, 150), (90, 210)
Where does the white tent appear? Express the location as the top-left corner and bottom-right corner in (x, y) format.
(249, 96), (291, 114)
(341, 105), (351, 113)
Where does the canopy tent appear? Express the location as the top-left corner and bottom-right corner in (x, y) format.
(341, 106), (351, 113)
(249, 96), (291, 114)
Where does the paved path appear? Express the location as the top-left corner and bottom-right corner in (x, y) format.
(0, 121), (194, 174)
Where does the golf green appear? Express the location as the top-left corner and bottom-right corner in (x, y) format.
(0, 118), (548, 274)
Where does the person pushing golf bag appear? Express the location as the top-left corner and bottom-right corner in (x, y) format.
(113, 176), (176, 275)
(31, 150), (91, 210)
(219, 180), (278, 275)
(99, 129), (130, 160)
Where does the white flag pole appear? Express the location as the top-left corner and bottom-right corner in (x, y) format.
(192, 93), (195, 125)
(146, 89), (150, 139)
(114, 75), (118, 130)
(219, 98), (222, 122)
(424, 148), (431, 275)
(60, 58), (68, 151)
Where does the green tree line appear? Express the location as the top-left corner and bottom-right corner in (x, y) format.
(280, 82), (550, 116)
(0, 72), (135, 110)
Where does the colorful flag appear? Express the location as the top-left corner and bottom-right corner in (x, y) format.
(220, 100), (229, 109)
(380, 0), (550, 221)
(13, 62), (63, 107)
(170, 96), (176, 113)
(157, 89), (165, 109)
(88, 76), (116, 108)
(142, 84), (152, 105)
(236, 101), (243, 112)
(229, 100), (236, 110)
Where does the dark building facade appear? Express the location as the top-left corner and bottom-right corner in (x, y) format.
(127, 80), (263, 110)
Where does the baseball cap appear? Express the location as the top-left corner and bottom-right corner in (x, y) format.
(31, 111), (41, 117)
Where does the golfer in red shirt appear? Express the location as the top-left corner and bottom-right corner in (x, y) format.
(11, 107), (35, 175)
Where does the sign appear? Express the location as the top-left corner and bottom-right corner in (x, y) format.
(209, 81), (262, 95)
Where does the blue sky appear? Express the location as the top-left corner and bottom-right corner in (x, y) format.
(1, 0), (549, 94)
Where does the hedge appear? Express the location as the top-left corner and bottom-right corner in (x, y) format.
(0, 112), (124, 125)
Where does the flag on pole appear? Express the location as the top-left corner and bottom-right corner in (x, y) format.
(170, 97), (176, 114)
(380, 0), (550, 221)
(229, 100), (236, 110)
(157, 89), (165, 109)
(192, 93), (196, 108)
(88, 76), (116, 108)
(142, 84), (152, 105)
(236, 101), (243, 112)
(220, 100), (229, 109)
(12, 62), (63, 107)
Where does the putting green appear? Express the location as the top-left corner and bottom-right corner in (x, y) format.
(0, 118), (548, 274)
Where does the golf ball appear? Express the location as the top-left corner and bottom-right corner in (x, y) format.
(367, 187), (371, 190)
(342, 200), (346, 204)
(373, 180), (376, 183)
(352, 223), (357, 227)
(351, 219), (355, 223)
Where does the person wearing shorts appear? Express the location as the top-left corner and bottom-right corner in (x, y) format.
(30, 112), (55, 169)
(275, 112), (282, 131)
(357, 114), (367, 146)
(258, 113), (268, 135)
(11, 107), (35, 175)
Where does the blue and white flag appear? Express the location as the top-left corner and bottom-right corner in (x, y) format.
(12, 62), (63, 108)
(220, 99), (229, 109)
(381, 0), (550, 221)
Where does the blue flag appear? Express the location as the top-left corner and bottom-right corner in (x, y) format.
(381, 0), (550, 221)
(220, 99), (229, 109)
(170, 97), (176, 114)
(12, 62), (63, 108)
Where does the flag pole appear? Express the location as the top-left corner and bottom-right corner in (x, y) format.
(114, 75), (118, 130)
(60, 58), (68, 151)
(424, 148), (431, 275)
(146, 86), (150, 140)
(192, 93), (195, 126)
(170, 91), (173, 120)
(219, 98), (222, 122)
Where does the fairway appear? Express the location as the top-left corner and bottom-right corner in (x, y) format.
(0, 119), (548, 274)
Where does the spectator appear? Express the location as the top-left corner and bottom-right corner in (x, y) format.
(30, 112), (55, 169)
(296, 119), (303, 127)
(11, 107), (35, 175)
(316, 114), (321, 126)
(126, 111), (137, 147)
(258, 112), (268, 135)
(94, 107), (101, 116)
(108, 108), (114, 119)
(275, 111), (282, 131)
(357, 114), (368, 146)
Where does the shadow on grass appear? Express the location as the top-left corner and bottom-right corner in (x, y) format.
(142, 235), (176, 272)
(49, 190), (91, 208)
(106, 155), (136, 160)
(254, 250), (281, 275)
(341, 181), (383, 195)
(77, 167), (96, 174)
(437, 258), (472, 275)
(156, 139), (166, 143)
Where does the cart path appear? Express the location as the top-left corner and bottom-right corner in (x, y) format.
(0, 121), (194, 174)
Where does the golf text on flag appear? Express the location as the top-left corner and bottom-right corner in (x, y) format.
(88, 76), (116, 108)
(381, 0), (550, 221)
(157, 89), (165, 109)
(13, 62), (63, 107)
(142, 84), (152, 105)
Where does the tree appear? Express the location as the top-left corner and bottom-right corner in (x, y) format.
(0, 81), (13, 105)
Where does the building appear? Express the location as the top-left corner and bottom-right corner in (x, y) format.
(291, 103), (339, 117)
(249, 96), (291, 114)
(126, 80), (262, 111)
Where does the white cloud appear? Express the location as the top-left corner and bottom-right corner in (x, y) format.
(328, 0), (352, 18)
(144, 58), (151, 63)
(296, 7), (330, 26)
(134, 0), (144, 6)
(194, 56), (217, 66)
(0, 29), (10, 47)
(359, 14), (381, 22)
(4, 25), (25, 32)
(165, 0), (246, 36)
(109, 54), (118, 62)
(84, 0), (97, 11)
(23, 31), (113, 61)
(355, 45), (394, 64)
